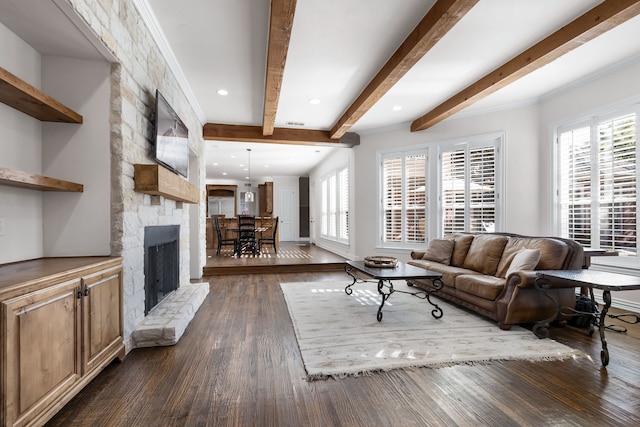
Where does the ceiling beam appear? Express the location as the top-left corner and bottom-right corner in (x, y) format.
(204, 123), (358, 146)
(411, 0), (640, 132)
(262, 0), (297, 136)
(328, 0), (479, 140)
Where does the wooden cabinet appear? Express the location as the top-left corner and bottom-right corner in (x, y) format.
(0, 257), (124, 427)
(258, 181), (273, 217)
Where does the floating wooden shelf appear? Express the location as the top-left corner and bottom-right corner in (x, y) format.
(0, 167), (83, 192)
(0, 66), (83, 123)
(134, 163), (199, 203)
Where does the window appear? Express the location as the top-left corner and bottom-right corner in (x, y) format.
(556, 110), (637, 258)
(381, 151), (427, 246)
(378, 134), (502, 248)
(321, 166), (349, 242)
(440, 142), (499, 234)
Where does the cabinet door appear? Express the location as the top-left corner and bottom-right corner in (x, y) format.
(2, 278), (82, 427)
(81, 266), (123, 375)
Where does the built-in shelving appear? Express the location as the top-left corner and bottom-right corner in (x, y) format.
(0, 66), (85, 193)
(0, 65), (83, 123)
(0, 167), (83, 192)
(134, 163), (199, 203)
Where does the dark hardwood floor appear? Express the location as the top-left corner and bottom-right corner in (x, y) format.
(46, 266), (640, 426)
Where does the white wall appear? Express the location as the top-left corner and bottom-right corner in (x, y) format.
(538, 58), (640, 307)
(309, 147), (355, 259)
(42, 56), (112, 256)
(538, 58), (640, 234)
(347, 104), (541, 263)
(0, 23), (44, 263)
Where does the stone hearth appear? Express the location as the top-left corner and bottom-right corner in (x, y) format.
(131, 282), (209, 348)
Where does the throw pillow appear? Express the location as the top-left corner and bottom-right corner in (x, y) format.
(422, 239), (455, 265)
(505, 248), (541, 277)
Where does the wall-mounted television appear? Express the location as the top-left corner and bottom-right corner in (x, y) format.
(153, 89), (189, 178)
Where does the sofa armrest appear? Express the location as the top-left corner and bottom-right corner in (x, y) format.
(495, 271), (537, 323)
(411, 250), (426, 260)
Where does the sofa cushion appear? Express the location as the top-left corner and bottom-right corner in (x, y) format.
(407, 260), (479, 288)
(445, 234), (475, 267)
(496, 237), (570, 277)
(505, 248), (541, 277)
(462, 234), (509, 276)
(421, 239), (454, 265)
(455, 274), (506, 301)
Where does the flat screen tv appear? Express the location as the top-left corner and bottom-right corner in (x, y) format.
(153, 90), (189, 178)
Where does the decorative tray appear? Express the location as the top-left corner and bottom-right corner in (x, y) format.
(364, 256), (398, 268)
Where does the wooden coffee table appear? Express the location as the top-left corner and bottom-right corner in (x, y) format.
(344, 260), (443, 322)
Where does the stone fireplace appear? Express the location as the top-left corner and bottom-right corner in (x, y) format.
(144, 225), (180, 315)
(132, 223), (209, 349)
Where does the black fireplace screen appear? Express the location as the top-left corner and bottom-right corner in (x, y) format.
(144, 225), (179, 315)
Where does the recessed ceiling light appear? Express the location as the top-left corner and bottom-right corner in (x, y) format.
(309, 98), (321, 105)
(222, 172), (227, 176)
(264, 165), (269, 168)
(392, 105), (402, 111)
(212, 162), (218, 166)
(217, 89), (228, 96)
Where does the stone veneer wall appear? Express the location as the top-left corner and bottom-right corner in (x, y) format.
(67, 0), (206, 351)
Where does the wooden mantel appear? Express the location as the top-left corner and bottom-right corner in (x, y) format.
(134, 164), (199, 203)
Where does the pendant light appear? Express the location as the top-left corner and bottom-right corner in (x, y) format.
(245, 148), (254, 202)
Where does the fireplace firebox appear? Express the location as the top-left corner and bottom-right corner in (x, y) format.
(144, 225), (180, 315)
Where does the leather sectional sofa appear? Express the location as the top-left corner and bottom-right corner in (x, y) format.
(407, 232), (584, 329)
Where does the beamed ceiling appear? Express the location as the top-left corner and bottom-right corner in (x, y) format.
(142, 0), (640, 145)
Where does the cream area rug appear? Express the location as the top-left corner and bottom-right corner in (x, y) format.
(280, 281), (584, 380)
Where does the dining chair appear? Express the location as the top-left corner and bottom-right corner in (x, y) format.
(237, 215), (258, 255)
(258, 216), (278, 254)
(214, 216), (237, 255)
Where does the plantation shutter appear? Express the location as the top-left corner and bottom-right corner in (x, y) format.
(558, 112), (637, 256)
(321, 179), (328, 236)
(558, 126), (592, 246)
(598, 113), (636, 253)
(405, 154), (426, 243)
(328, 173), (337, 238)
(338, 167), (349, 240)
(441, 149), (466, 233)
(441, 144), (498, 234)
(382, 153), (426, 244)
(383, 157), (403, 242)
(469, 146), (496, 232)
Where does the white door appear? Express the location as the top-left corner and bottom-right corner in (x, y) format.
(279, 187), (296, 241)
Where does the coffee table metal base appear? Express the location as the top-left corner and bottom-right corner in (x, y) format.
(534, 270), (640, 366)
(344, 263), (443, 322)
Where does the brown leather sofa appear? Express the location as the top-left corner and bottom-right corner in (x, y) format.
(407, 232), (584, 329)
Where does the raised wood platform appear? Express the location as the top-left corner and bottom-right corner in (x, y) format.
(203, 242), (346, 275)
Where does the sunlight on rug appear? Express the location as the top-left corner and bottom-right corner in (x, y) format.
(280, 281), (586, 381)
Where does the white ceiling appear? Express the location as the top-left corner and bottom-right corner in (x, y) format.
(3, 1), (640, 182)
(142, 0), (640, 181)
